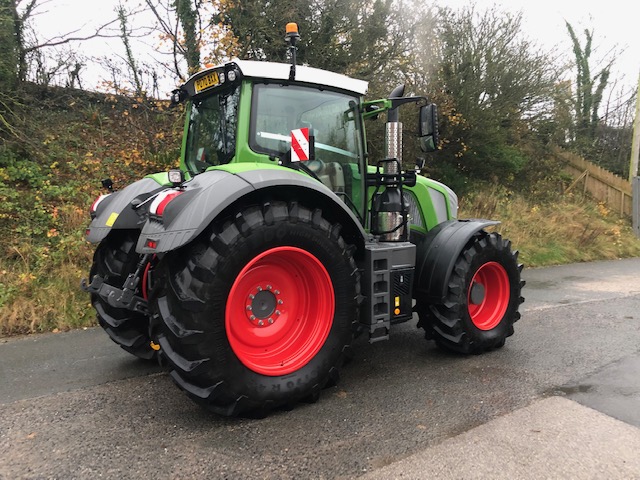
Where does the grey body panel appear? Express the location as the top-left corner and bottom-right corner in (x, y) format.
(137, 168), (368, 254)
(413, 219), (500, 303)
(362, 241), (416, 341)
(86, 177), (165, 244)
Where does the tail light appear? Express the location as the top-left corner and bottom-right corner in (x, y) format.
(90, 194), (111, 217)
(150, 190), (183, 216)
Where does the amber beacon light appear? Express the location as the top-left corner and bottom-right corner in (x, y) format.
(286, 22), (299, 35)
(285, 23), (300, 80)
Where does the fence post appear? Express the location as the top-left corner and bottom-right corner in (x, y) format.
(634, 177), (640, 238)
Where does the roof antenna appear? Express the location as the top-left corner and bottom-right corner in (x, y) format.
(285, 23), (300, 81)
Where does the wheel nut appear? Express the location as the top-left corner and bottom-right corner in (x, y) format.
(275, 310), (281, 316)
(246, 305), (252, 311)
(257, 286), (263, 292)
(268, 318), (274, 324)
(258, 320), (264, 326)
(274, 290), (280, 295)
(250, 315), (256, 320)
(249, 294), (255, 300)
(278, 299), (283, 305)
(267, 285), (272, 290)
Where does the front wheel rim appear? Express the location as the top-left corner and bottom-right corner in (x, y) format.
(467, 261), (510, 330)
(225, 246), (335, 376)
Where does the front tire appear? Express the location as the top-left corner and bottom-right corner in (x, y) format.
(150, 201), (360, 417)
(417, 231), (524, 354)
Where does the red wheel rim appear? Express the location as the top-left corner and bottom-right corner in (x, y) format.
(467, 261), (510, 330)
(225, 246), (335, 376)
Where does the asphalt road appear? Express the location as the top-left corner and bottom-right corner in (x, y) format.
(1, 258), (640, 479)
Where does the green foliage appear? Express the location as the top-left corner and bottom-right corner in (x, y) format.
(431, 6), (557, 185)
(565, 22), (611, 146)
(174, 0), (200, 75)
(1, 0), (39, 86)
(118, 5), (144, 97)
(0, 85), (183, 336)
(0, 0), (18, 90)
(562, 23), (635, 178)
(0, 149), (49, 240)
(219, 0), (404, 81)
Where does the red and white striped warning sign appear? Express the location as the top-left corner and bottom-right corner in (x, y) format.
(290, 128), (310, 162)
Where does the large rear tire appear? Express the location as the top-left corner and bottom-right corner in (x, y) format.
(150, 201), (360, 417)
(89, 230), (156, 360)
(416, 231), (524, 354)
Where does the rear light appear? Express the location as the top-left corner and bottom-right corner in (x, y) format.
(150, 190), (183, 216)
(90, 194), (111, 214)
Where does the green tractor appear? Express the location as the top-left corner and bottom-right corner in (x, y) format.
(82, 24), (524, 416)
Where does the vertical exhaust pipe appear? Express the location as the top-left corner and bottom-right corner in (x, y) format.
(376, 85), (406, 241)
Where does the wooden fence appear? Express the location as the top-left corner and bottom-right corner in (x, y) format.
(554, 147), (633, 217)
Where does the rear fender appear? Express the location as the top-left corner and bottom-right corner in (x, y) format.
(137, 167), (367, 254)
(86, 177), (167, 244)
(413, 219), (499, 303)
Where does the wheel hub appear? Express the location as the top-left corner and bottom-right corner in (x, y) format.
(469, 282), (485, 304)
(467, 261), (510, 330)
(245, 285), (283, 327)
(226, 246), (335, 376)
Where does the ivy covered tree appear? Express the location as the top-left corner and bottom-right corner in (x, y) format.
(118, 4), (145, 97)
(145, 0), (204, 79)
(565, 22), (611, 153)
(0, 0), (20, 91)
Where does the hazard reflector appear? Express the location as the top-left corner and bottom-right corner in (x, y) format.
(290, 128), (310, 162)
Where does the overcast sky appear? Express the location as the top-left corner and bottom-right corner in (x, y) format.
(437, 0), (639, 87)
(32, 0), (639, 97)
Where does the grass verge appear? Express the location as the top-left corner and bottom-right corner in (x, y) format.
(460, 186), (640, 267)
(2, 186), (639, 337)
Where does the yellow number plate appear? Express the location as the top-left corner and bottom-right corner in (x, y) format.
(194, 72), (219, 93)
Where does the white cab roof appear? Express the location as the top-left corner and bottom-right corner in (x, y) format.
(230, 59), (368, 95)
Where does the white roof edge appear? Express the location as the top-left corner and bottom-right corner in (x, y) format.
(229, 59), (368, 95)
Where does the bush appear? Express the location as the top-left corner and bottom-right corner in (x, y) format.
(0, 86), (182, 336)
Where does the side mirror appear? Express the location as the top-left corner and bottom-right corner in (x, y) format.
(418, 103), (439, 153)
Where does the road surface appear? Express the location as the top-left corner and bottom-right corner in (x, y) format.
(1, 258), (639, 479)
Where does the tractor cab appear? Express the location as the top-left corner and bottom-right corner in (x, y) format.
(172, 58), (370, 222)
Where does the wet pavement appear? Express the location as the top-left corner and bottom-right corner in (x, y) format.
(361, 396), (640, 479)
(1, 257), (639, 479)
(558, 353), (640, 428)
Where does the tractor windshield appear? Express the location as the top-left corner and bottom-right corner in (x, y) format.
(250, 83), (365, 219)
(184, 88), (240, 174)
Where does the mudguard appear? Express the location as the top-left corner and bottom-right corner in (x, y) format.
(137, 167), (368, 254)
(413, 219), (500, 303)
(86, 177), (167, 244)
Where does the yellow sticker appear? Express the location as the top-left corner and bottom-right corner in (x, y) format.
(395, 296), (400, 307)
(106, 212), (119, 227)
